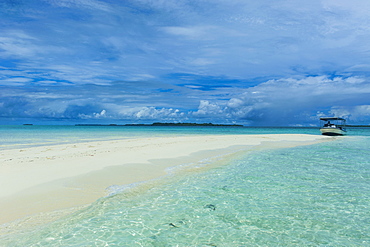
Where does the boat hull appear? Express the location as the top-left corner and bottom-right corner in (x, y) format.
(320, 128), (346, 136)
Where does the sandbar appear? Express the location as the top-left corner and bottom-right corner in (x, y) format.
(0, 134), (332, 228)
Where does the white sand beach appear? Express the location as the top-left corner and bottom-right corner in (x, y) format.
(0, 134), (331, 227)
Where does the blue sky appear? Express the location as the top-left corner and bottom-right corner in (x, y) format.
(1, 0), (370, 125)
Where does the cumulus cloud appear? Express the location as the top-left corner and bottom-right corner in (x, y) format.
(329, 105), (370, 122)
(194, 100), (223, 116)
(133, 107), (182, 120)
(1, 74), (370, 125)
(78, 109), (107, 119)
(189, 76), (370, 125)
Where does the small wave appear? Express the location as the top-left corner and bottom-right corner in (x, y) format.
(105, 181), (146, 196)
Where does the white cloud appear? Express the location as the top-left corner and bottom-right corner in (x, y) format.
(113, 106), (183, 121)
(0, 77), (33, 86)
(190, 58), (215, 66)
(227, 98), (243, 108)
(162, 26), (217, 40)
(46, 0), (112, 12)
(0, 35), (38, 58)
(323, 0), (370, 17)
(2, 74), (369, 125)
(329, 105), (370, 123)
(95, 109), (106, 117)
(134, 107), (182, 120)
(194, 100), (223, 116)
(186, 76), (370, 125)
(3, 0), (370, 81)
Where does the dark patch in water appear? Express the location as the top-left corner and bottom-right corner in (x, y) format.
(169, 223), (179, 228)
(204, 204), (216, 211)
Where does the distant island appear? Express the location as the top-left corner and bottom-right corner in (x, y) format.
(75, 122), (244, 127)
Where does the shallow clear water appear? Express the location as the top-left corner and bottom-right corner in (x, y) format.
(0, 125), (326, 150)
(1, 126), (370, 246)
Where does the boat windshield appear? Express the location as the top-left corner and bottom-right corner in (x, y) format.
(320, 118), (346, 129)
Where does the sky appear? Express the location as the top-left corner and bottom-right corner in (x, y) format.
(1, 0), (370, 126)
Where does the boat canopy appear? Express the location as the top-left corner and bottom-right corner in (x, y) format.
(320, 117), (346, 121)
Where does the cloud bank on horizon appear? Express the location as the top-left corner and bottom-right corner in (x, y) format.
(1, 0), (370, 125)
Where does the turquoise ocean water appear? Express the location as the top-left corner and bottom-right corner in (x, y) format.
(1, 126), (370, 246)
(1, 125), (323, 150)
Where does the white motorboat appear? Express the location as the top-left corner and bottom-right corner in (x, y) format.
(320, 117), (347, 136)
